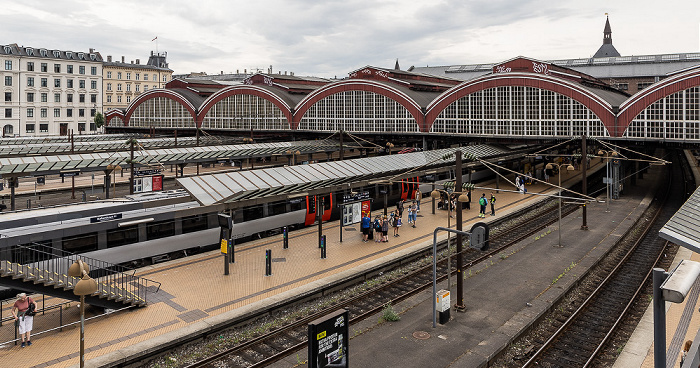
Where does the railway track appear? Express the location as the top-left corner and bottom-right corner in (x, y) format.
(175, 195), (584, 368)
(501, 151), (689, 368)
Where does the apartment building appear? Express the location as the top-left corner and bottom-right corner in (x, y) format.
(102, 52), (173, 111)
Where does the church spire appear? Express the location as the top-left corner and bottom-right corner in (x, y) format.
(394, 59), (400, 71)
(593, 14), (620, 58)
(603, 14), (612, 45)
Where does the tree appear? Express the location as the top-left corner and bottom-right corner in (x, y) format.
(94, 112), (105, 130)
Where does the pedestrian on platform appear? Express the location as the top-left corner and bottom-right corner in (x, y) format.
(415, 190), (422, 212)
(396, 200), (405, 218)
(12, 293), (37, 347)
(478, 193), (487, 218)
(490, 193), (496, 216)
(373, 215), (382, 243)
(381, 215), (389, 242)
(391, 210), (401, 237)
(409, 200), (418, 227)
(361, 212), (371, 243)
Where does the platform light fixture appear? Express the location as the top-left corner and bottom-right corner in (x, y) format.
(68, 259), (98, 368)
(545, 162), (574, 247)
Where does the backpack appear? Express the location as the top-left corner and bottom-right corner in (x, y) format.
(25, 299), (36, 316)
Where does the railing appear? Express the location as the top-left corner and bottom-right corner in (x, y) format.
(0, 243), (160, 306)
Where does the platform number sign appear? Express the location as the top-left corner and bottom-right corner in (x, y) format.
(308, 309), (349, 368)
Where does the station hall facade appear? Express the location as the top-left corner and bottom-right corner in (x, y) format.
(105, 55), (700, 143)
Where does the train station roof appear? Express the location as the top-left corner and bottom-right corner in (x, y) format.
(660, 185), (700, 253)
(176, 144), (515, 206)
(0, 140), (347, 177)
(0, 134), (138, 145)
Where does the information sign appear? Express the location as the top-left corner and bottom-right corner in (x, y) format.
(308, 309), (349, 368)
(90, 213), (123, 223)
(341, 191), (370, 203)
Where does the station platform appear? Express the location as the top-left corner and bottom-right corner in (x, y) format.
(0, 158), (650, 368)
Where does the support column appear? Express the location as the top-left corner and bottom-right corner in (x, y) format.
(455, 150), (465, 311)
(581, 135), (588, 230)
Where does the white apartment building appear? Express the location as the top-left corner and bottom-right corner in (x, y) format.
(1, 43), (103, 137)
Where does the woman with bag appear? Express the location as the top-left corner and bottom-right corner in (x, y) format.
(12, 293), (38, 347)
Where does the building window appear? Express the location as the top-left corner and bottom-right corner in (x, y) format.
(27, 92), (34, 102)
(5, 60), (12, 70)
(27, 108), (33, 118)
(41, 63), (47, 72)
(144, 74), (149, 81)
(91, 80), (97, 89)
(117, 95), (122, 103)
(90, 122), (96, 131)
(126, 96), (131, 103)
(107, 83), (113, 91)
(27, 77), (34, 87)
(4, 92), (10, 102)
(79, 66), (85, 74)
(4, 76), (11, 86)
(67, 108), (73, 117)
(135, 84), (140, 92)
(91, 66), (97, 75)
(67, 94), (73, 103)
(26, 124), (35, 133)
(79, 80), (85, 89)
(40, 123), (48, 132)
(40, 108), (47, 118)
(144, 85), (148, 91)
(163, 75), (167, 82)
(54, 64), (61, 73)
(41, 93), (47, 102)
(126, 84), (131, 92)
(136, 73), (140, 80)
(78, 123), (85, 131)
(616, 83), (629, 91)
(67, 79), (73, 88)
(117, 83), (122, 91)
(90, 94), (96, 103)
(90, 108), (96, 117)
(54, 108), (60, 117)
(41, 78), (47, 87)
(79, 94), (85, 103)
(638, 82), (652, 90)
(126, 72), (131, 80)
(79, 108), (85, 117)
(67, 65), (73, 74)
(5, 108), (11, 118)
(107, 95), (112, 103)
(117, 72), (122, 79)
(54, 93), (60, 102)
(107, 71), (112, 79)
(27, 61), (34, 71)
(54, 78), (60, 88)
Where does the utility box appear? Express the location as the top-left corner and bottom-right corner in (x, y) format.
(437, 289), (450, 324)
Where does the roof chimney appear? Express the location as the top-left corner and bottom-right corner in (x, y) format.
(221, 71), (223, 75)
(136, 59), (140, 64)
(284, 71), (287, 75)
(107, 55), (112, 62)
(121, 56), (125, 63)
(89, 48), (94, 53)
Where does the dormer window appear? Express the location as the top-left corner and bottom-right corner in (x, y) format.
(53, 50), (60, 58)
(90, 54), (96, 61)
(26, 48), (34, 56)
(66, 52), (72, 59)
(3, 46), (11, 54)
(40, 49), (47, 57)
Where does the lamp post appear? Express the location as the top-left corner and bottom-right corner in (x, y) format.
(429, 188), (470, 292)
(286, 150), (300, 166)
(386, 142), (394, 155)
(545, 162), (574, 247)
(598, 150), (618, 213)
(67, 259), (98, 368)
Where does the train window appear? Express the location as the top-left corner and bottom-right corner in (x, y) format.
(269, 201), (287, 216)
(147, 220), (176, 240)
(289, 198), (304, 212)
(242, 204), (264, 222)
(182, 214), (208, 234)
(63, 233), (98, 253)
(323, 195), (331, 211)
(107, 227), (139, 248)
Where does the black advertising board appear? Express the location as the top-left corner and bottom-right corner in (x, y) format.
(308, 309), (349, 368)
(341, 191), (370, 203)
(90, 213), (123, 223)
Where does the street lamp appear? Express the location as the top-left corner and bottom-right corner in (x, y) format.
(545, 162), (574, 247)
(430, 188), (470, 290)
(67, 259), (98, 368)
(386, 142), (394, 155)
(597, 150), (618, 213)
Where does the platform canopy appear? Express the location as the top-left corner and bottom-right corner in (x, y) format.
(0, 140), (346, 177)
(177, 145), (514, 206)
(0, 134), (136, 145)
(660, 184), (700, 252)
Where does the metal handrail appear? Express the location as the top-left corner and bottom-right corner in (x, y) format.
(0, 243), (160, 305)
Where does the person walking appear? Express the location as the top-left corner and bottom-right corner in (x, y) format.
(478, 193), (487, 218)
(12, 293), (37, 347)
(490, 193), (496, 216)
(415, 190), (422, 212)
(396, 200), (405, 218)
(681, 340), (692, 367)
(465, 190), (471, 210)
(361, 212), (371, 243)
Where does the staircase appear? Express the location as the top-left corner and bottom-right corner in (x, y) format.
(0, 245), (160, 310)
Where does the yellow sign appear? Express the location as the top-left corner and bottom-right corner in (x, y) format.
(220, 239), (228, 254)
(317, 330), (326, 340)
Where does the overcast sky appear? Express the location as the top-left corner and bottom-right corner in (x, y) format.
(2, 0), (699, 78)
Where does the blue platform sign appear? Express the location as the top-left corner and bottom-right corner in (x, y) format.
(308, 309), (348, 368)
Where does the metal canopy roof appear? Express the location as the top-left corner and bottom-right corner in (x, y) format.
(0, 136), (240, 157)
(0, 140), (345, 177)
(0, 134), (138, 145)
(177, 145), (509, 206)
(660, 185), (700, 252)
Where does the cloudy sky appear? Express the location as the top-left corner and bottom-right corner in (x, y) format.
(2, 0), (699, 78)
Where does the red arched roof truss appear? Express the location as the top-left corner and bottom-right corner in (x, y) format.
(618, 67), (700, 136)
(293, 80), (424, 131)
(124, 89), (197, 127)
(104, 109), (125, 127)
(197, 85), (293, 127)
(425, 73), (617, 136)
